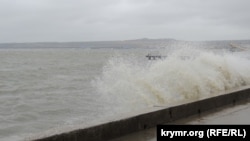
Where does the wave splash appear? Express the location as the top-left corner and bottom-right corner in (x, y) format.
(93, 48), (250, 112)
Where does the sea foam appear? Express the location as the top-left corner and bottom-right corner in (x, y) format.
(93, 48), (250, 112)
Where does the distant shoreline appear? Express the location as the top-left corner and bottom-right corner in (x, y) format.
(0, 38), (250, 49)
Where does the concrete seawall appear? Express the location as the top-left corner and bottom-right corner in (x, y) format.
(31, 86), (250, 141)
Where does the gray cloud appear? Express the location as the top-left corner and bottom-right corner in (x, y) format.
(0, 0), (250, 42)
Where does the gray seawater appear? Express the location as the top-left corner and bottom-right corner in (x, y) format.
(1, 47), (250, 141)
(0, 48), (106, 140)
(0, 48), (151, 141)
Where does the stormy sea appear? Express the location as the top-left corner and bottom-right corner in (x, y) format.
(0, 39), (250, 141)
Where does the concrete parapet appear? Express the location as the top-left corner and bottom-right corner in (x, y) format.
(31, 86), (250, 141)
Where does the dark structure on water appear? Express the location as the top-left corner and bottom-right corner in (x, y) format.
(146, 54), (167, 60)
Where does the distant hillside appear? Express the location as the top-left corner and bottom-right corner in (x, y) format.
(0, 38), (250, 50)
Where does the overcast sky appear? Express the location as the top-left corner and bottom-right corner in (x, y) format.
(0, 0), (250, 43)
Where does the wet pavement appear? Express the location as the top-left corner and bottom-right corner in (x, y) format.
(110, 101), (250, 141)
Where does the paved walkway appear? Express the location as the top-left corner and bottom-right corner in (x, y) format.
(110, 101), (250, 141)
